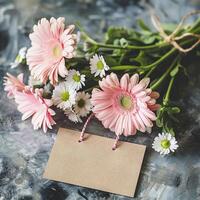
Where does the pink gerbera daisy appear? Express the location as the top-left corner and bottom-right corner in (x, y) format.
(90, 73), (160, 149)
(27, 17), (77, 85)
(15, 88), (56, 133)
(4, 73), (26, 98)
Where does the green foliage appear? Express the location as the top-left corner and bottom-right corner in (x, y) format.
(77, 16), (200, 138)
(131, 50), (154, 66)
(105, 27), (138, 44)
(137, 19), (151, 32)
(156, 104), (180, 136)
(105, 26), (161, 46)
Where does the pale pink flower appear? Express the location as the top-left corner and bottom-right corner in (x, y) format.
(27, 17), (77, 85)
(4, 73), (26, 98)
(15, 88), (56, 133)
(91, 73), (160, 137)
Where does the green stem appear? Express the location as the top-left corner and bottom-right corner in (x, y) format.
(142, 48), (176, 69)
(144, 68), (154, 77)
(81, 31), (98, 45)
(111, 47), (176, 71)
(150, 56), (180, 90)
(148, 38), (199, 77)
(94, 42), (167, 50)
(82, 30), (168, 50)
(82, 21), (200, 52)
(110, 65), (141, 71)
(163, 76), (175, 106)
(113, 37), (197, 72)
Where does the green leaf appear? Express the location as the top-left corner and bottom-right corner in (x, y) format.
(170, 65), (179, 77)
(105, 27), (136, 44)
(140, 34), (159, 44)
(104, 26), (146, 46)
(137, 19), (151, 31)
(156, 118), (163, 127)
(120, 38), (128, 48)
(157, 107), (163, 117)
(171, 107), (181, 113)
(132, 50), (153, 66)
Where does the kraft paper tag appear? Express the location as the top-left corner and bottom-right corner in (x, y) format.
(43, 128), (146, 197)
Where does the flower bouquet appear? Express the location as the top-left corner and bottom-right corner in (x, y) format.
(4, 11), (200, 155)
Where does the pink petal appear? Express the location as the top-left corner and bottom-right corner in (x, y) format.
(115, 115), (124, 135)
(128, 74), (139, 91)
(120, 73), (129, 90)
(27, 17), (76, 85)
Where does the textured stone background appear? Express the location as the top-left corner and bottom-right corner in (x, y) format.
(0, 0), (200, 199)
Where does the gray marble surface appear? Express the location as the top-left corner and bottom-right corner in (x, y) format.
(0, 0), (200, 199)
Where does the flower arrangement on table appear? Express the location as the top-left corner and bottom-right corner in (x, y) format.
(4, 11), (200, 155)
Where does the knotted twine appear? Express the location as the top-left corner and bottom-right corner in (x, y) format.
(151, 10), (200, 53)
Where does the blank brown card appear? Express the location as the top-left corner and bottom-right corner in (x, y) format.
(43, 128), (146, 197)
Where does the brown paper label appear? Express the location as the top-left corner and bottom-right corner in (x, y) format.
(43, 128), (146, 197)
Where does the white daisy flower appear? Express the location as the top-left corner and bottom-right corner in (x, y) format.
(66, 69), (85, 90)
(11, 47), (27, 68)
(74, 91), (92, 117)
(152, 133), (178, 155)
(64, 109), (82, 123)
(52, 82), (76, 110)
(89, 54), (109, 78)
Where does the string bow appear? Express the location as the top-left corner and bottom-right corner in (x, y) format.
(151, 10), (200, 53)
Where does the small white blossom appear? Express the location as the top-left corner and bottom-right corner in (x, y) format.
(52, 82), (76, 110)
(152, 133), (178, 155)
(74, 91), (92, 117)
(64, 109), (82, 123)
(66, 69), (85, 90)
(64, 92), (92, 123)
(89, 54), (109, 78)
(10, 47), (27, 68)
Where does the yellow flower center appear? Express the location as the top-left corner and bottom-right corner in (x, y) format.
(73, 74), (81, 82)
(15, 55), (21, 62)
(97, 60), (104, 70)
(61, 91), (69, 101)
(78, 99), (85, 108)
(161, 139), (170, 149)
(120, 95), (133, 110)
(53, 44), (62, 58)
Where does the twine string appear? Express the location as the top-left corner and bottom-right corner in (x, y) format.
(79, 112), (120, 150)
(112, 135), (120, 150)
(79, 113), (94, 142)
(151, 10), (200, 53)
